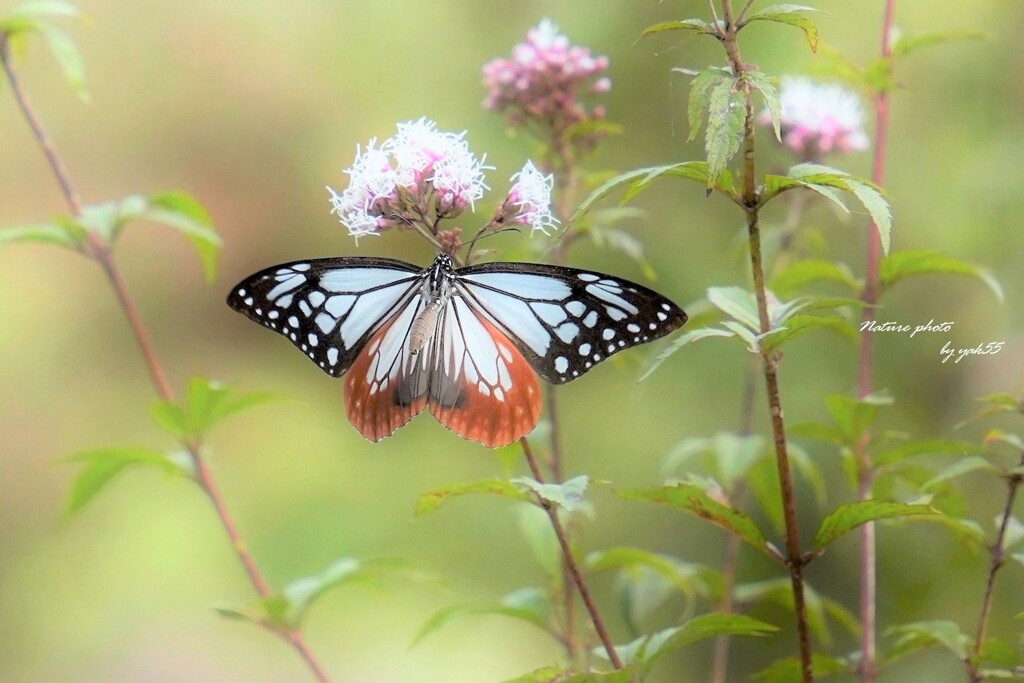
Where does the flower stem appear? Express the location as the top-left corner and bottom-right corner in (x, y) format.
(967, 451), (1024, 683)
(719, 2), (813, 681)
(1, 33), (331, 683)
(855, 3), (895, 681)
(520, 437), (623, 670)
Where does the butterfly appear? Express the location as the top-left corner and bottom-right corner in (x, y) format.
(227, 252), (687, 447)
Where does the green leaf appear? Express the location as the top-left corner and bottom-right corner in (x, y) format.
(885, 619), (968, 661)
(814, 500), (936, 549)
(588, 224), (655, 280)
(753, 654), (851, 682)
(570, 162), (717, 226)
(704, 76), (745, 188)
(412, 587), (551, 647)
(846, 178), (891, 255)
(64, 447), (188, 515)
(283, 557), (415, 625)
(212, 604), (265, 626)
(741, 4), (822, 52)
(640, 19), (714, 38)
(639, 327), (735, 381)
(687, 68), (731, 142)
(9, 1), (82, 19)
(763, 164), (891, 254)
(619, 483), (771, 556)
(922, 457), (999, 490)
(517, 504), (560, 578)
(39, 23), (86, 99)
(874, 439), (981, 468)
(880, 250), (1004, 301)
(788, 420), (846, 445)
(144, 191), (221, 281)
(891, 29), (985, 58)
(707, 286), (760, 330)
(511, 475), (588, 512)
(502, 668), (632, 683)
(181, 377), (281, 437)
(759, 314), (849, 353)
(415, 478), (532, 517)
(607, 614), (776, 672)
(0, 222), (84, 248)
(824, 393), (890, 444)
(745, 70), (781, 140)
(981, 638), (1023, 668)
(770, 259), (859, 297)
(587, 547), (720, 600)
(736, 578), (857, 647)
(150, 401), (190, 438)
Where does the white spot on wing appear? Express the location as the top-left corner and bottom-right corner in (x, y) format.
(566, 301), (586, 317)
(554, 357), (569, 374)
(555, 322), (579, 343)
(583, 311), (598, 328)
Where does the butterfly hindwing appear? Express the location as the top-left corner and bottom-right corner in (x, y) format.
(344, 293), (430, 442)
(454, 262), (688, 384)
(227, 257), (425, 377)
(426, 296), (541, 447)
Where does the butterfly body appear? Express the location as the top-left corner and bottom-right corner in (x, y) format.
(228, 253), (686, 447)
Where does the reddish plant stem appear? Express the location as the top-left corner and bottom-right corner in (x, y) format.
(855, 3), (895, 681)
(719, 2), (813, 681)
(967, 451), (1024, 683)
(520, 437), (623, 670)
(1, 34), (330, 683)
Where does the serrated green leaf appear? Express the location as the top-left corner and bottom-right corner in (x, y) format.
(922, 457), (999, 490)
(9, 1), (81, 19)
(687, 68), (731, 142)
(639, 327), (735, 381)
(606, 614), (776, 672)
(143, 191), (221, 281)
(619, 484), (771, 556)
(846, 179), (891, 255)
(745, 70), (781, 141)
(880, 250), (1004, 301)
(571, 162), (716, 226)
(759, 314), (849, 352)
(763, 173), (850, 215)
(707, 286), (759, 330)
(891, 29), (985, 58)
(283, 557), (415, 624)
(770, 259), (859, 297)
(788, 421), (846, 445)
(641, 19), (713, 38)
(502, 668), (632, 683)
(814, 500), (936, 549)
(753, 654), (851, 682)
(735, 577), (855, 647)
(588, 225), (655, 280)
(517, 504), (560, 578)
(415, 478), (532, 517)
(512, 475), (588, 512)
(705, 77), (745, 188)
(885, 619), (968, 661)
(741, 4), (822, 52)
(586, 547), (721, 613)
(412, 587), (551, 647)
(64, 447), (186, 515)
(212, 604), (264, 626)
(150, 401), (190, 439)
(39, 23), (86, 99)
(0, 222), (83, 248)
(874, 439), (981, 468)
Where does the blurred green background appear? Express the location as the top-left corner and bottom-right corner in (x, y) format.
(2, 1), (1022, 681)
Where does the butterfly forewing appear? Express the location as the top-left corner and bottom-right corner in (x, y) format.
(227, 257), (425, 377)
(454, 262), (688, 384)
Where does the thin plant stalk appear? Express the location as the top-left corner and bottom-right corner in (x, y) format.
(0, 34), (331, 683)
(718, 2), (814, 681)
(966, 451), (1024, 683)
(855, 2), (896, 681)
(712, 189), (812, 683)
(520, 437), (624, 670)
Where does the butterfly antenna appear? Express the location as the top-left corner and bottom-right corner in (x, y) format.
(464, 225), (523, 256)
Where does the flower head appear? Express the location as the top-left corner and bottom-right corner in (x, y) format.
(760, 77), (869, 158)
(500, 161), (558, 235)
(482, 19), (610, 136)
(327, 119), (491, 239)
